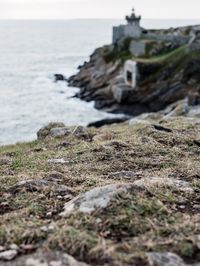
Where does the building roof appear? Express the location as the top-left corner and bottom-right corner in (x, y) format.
(125, 8), (141, 24)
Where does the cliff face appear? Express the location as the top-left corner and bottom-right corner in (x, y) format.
(68, 25), (200, 116)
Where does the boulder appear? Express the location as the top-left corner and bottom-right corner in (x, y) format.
(37, 123), (65, 140)
(60, 183), (134, 217)
(37, 124), (89, 141)
(49, 127), (71, 138)
(0, 250), (18, 261)
(0, 251), (90, 266)
(147, 252), (187, 266)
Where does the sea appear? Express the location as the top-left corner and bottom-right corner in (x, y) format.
(1, 19), (200, 145)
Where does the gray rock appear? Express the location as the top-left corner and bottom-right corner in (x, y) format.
(60, 183), (133, 217)
(37, 123), (66, 140)
(47, 159), (70, 165)
(147, 252), (187, 266)
(42, 125), (89, 140)
(0, 250), (18, 261)
(49, 127), (71, 138)
(134, 176), (194, 194)
(0, 251), (90, 266)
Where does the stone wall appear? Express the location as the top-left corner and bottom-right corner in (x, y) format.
(113, 26), (124, 44)
(124, 25), (142, 39)
(113, 24), (142, 44)
(143, 32), (189, 45)
(129, 41), (146, 57)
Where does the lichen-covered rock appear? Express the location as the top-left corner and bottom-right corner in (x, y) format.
(0, 251), (90, 266)
(147, 252), (187, 266)
(134, 176), (194, 194)
(49, 127), (71, 137)
(60, 183), (134, 217)
(37, 123), (66, 140)
(0, 250), (18, 261)
(37, 124), (89, 141)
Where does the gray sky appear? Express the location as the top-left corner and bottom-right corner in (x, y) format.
(0, 0), (200, 20)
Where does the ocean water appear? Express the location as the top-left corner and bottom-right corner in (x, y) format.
(1, 19), (200, 145)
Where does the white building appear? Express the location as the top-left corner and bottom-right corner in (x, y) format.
(124, 60), (137, 88)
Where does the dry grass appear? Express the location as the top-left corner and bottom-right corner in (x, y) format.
(0, 117), (200, 265)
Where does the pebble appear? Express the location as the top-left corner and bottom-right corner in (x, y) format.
(47, 159), (70, 165)
(0, 250), (18, 261)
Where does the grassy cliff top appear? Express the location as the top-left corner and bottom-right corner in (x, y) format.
(0, 117), (200, 265)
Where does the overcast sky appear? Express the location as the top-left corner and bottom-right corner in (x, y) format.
(0, 0), (200, 20)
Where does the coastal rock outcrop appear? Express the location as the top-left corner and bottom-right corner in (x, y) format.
(68, 25), (200, 116)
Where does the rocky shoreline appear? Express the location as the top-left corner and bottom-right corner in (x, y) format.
(68, 24), (200, 117)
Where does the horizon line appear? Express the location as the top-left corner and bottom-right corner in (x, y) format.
(0, 18), (200, 21)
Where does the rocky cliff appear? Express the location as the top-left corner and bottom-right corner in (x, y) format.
(68, 25), (200, 116)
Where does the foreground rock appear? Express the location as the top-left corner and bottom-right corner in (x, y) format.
(147, 252), (191, 266)
(0, 250), (18, 261)
(134, 176), (194, 194)
(60, 183), (135, 217)
(1, 251), (90, 266)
